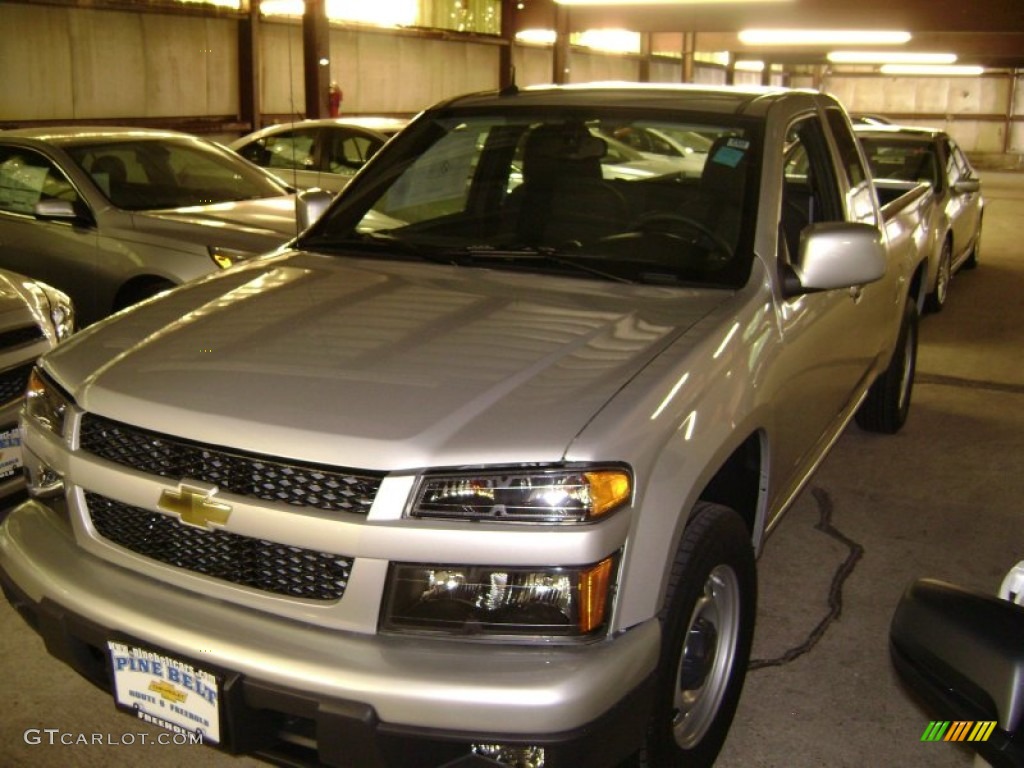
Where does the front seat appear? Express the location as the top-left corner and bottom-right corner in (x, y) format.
(89, 155), (128, 204)
(515, 123), (629, 245)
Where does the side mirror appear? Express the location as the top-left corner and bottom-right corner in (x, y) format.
(783, 222), (886, 296)
(296, 188), (335, 231)
(890, 578), (1024, 765)
(953, 178), (981, 195)
(35, 199), (80, 221)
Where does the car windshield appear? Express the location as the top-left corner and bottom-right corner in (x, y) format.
(302, 109), (760, 288)
(65, 138), (288, 210)
(857, 138), (939, 188)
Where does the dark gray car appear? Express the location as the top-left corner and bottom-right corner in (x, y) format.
(0, 127), (323, 326)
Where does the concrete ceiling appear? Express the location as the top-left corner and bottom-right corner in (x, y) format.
(515, 0), (1024, 70)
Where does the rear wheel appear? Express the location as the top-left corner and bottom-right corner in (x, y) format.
(855, 299), (917, 434)
(644, 502), (756, 768)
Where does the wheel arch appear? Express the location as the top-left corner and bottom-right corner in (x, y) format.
(696, 430), (765, 545)
(113, 274), (178, 312)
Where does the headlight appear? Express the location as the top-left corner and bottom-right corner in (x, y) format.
(45, 293), (75, 341)
(207, 245), (254, 270)
(19, 280), (75, 341)
(381, 556), (616, 639)
(25, 368), (71, 437)
(410, 467), (631, 523)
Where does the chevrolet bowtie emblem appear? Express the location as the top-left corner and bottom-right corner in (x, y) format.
(158, 484), (231, 530)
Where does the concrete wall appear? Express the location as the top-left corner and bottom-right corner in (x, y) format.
(824, 73), (1020, 165)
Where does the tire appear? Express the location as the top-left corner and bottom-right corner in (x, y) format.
(644, 502), (757, 768)
(963, 221), (981, 270)
(855, 299), (918, 434)
(923, 240), (951, 313)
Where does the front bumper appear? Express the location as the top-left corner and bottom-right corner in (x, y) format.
(0, 500), (659, 768)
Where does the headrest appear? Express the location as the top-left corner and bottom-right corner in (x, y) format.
(91, 155), (127, 183)
(524, 124), (606, 163)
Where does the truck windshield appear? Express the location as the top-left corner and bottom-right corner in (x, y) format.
(303, 110), (760, 288)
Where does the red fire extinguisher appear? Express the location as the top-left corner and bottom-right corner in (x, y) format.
(329, 82), (343, 117)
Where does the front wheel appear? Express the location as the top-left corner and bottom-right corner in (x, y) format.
(644, 502), (757, 768)
(855, 299), (918, 434)
(923, 240), (951, 313)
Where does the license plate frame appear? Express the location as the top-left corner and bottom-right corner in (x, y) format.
(0, 425), (23, 482)
(107, 640), (222, 744)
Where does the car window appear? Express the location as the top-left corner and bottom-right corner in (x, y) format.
(67, 138), (286, 210)
(327, 130), (383, 173)
(0, 146), (80, 215)
(947, 140), (973, 183)
(825, 108), (867, 189)
(858, 138), (938, 187)
(780, 115), (845, 261)
(240, 129), (317, 172)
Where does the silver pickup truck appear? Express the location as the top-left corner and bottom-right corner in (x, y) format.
(0, 85), (928, 768)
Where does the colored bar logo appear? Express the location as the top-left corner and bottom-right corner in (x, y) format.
(922, 721), (997, 742)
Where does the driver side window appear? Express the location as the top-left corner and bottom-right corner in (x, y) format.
(781, 116), (844, 262)
(0, 146), (80, 215)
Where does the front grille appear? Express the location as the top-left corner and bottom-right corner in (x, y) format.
(0, 361), (36, 407)
(78, 414), (382, 515)
(86, 492), (353, 601)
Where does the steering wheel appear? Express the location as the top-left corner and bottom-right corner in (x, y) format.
(628, 211), (734, 262)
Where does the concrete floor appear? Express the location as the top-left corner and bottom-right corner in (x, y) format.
(2, 171), (1022, 768)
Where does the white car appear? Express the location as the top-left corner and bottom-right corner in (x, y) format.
(230, 116), (409, 194)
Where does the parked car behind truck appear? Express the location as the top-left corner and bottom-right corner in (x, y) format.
(855, 124), (984, 312)
(0, 269), (73, 505)
(0, 127), (329, 326)
(0, 84), (929, 768)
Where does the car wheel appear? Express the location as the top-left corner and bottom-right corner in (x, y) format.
(644, 501), (756, 768)
(963, 221), (982, 270)
(924, 240), (951, 313)
(855, 299), (918, 434)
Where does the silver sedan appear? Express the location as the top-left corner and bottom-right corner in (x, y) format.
(230, 116), (409, 194)
(855, 124), (984, 312)
(0, 127), (322, 326)
(0, 268), (73, 503)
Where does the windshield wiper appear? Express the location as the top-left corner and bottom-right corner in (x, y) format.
(299, 231), (459, 266)
(454, 245), (636, 284)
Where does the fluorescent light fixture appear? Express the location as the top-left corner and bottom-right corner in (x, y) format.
(739, 29), (911, 46)
(880, 64), (985, 76)
(828, 51), (957, 65)
(734, 60), (765, 72)
(516, 28), (557, 45)
(575, 29), (642, 54)
(557, 0), (789, 4)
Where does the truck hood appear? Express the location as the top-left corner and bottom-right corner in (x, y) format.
(45, 251), (731, 470)
(129, 195), (303, 252)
